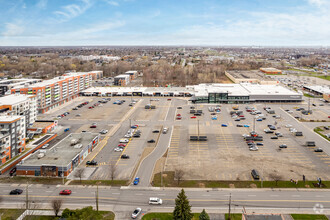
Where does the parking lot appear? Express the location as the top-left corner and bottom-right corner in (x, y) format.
(42, 94), (330, 183)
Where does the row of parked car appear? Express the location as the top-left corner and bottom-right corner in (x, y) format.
(57, 111), (70, 119)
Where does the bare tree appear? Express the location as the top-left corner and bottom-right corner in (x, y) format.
(174, 169), (185, 186)
(269, 172), (282, 186)
(51, 199), (62, 217)
(74, 168), (85, 183)
(109, 163), (117, 181)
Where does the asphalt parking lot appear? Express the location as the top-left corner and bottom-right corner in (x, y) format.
(43, 95), (330, 183)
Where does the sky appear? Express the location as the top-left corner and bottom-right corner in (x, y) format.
(0, 0), (329, 46)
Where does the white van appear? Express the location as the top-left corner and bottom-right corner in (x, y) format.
(149, 197), (162, 205)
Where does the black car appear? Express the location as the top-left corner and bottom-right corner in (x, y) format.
(9, 167), (16, 176)
(236, 124), (243, 127)
(314, 148), (323, 152)
(324, 126), (329, 130)
(152, 130), (160, 133)
(270, 136), (278, 139)
(148, 139), (155, 143)
(235, 119), (241, 121)
(133, 134), (141, 138)
(72, 107), (78, 110)
(121, 154), (130, 159)
(251, 169), (260, 180)
(86, 160), (97, 166)
(177, 107), (182, 109)
(279, 144), (287, 148)
(10, 189), (23, 195)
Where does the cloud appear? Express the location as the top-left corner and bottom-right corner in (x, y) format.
(54, 0), (92, 21)
(36, 0), (47, 9)
(104, 0), (119, 6)
(308, 0), (328, 7)
(1, 22), (25, 37)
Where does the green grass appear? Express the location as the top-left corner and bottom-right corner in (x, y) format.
(225, 213), (242, 220)
(315, 75), (330, 81)
(23, 216), (58, 220)
(291, 214), (328, 220)
(142, 213), (200, 220)
(23, 211), (114, 220)
(0, 209), (25, 220)
(0, 176), (68, 185)
(153, 172), (330, 188)
(69, 179), (128, 186)
(304, 93), (315, 98)
(314, 127), (330, 141)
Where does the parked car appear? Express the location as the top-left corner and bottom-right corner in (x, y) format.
(114, 147), (123, 152)
(90, 125), (97, 128)
(86, 160), (97, 166)
(270, 136), (278, 139)
(59, 189), (72, 195)
(120, 139), (129, 143)
(131, 208), (142, 219)
(243, 125), (250, 127)
(9, 167), (17, 176)
(133, 134), (141, 138)
(236, 124), (243, 127)
(118, 144), (126, 147)
(221, 124), (228, 127)
(152, 130), (160, 133)
(279, 144), (287, 148)
(251, 169), (260, 180)
(121, 154), (130, 159)
(315, 148), (323, 152)
(191, 116), (196, 119)
(10, 189), (23, 195)
(133, 177), (140, 185)
(148, 139), (155, 143)
(275, 132), (283, 137)
(256, 143), (264, 146)
(100, 129), (108, 134)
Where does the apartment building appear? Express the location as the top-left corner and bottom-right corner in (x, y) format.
(0, 94), (37, 127)
(10, 71), (102, 113)
(0, 78), (42, 97)
(0, 115), (26, 164)
(114, 74), (130, 86)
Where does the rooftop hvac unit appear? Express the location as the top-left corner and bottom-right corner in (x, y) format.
(38, 153), (45, 159)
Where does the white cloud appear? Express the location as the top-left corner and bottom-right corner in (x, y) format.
(36, 0), (48, 9)
(2, 22), (25, 37)
(54, 0), (92, 21)
(308, 0), (328, 7)
(105, 0), (119, 6)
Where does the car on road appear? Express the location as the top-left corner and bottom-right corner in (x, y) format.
(9, 167), (16, 176)
(86, 160), (97, 166)
(131, 208), (142, 219)
(100, 129), (108, 134)
(133, 177), (140, 185)
(147, 139), (155, 143)
(149, 197), (163, 205)
(59, 189), (72, 195)
(221, 124), (228, 127)
(114, 147), (123, 152)
(121, 154), (130, 159)
(120, 138), (129, 143)
(243, 125), (250, 127)
(315, 148), (323, 152)
(279, 144), (287, 148)
(10, 189), (23, 195)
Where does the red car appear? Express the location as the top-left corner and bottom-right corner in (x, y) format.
(239, 115), (245, 117)
(89, 106), (94, 109)
(90, 125), (97, 128)
(176, 116), (182, 120)
(59, 189), (72, 195)
(191, 116), (196, 119)
(118, 144), (126, 147)
(177, 114), (181, 116)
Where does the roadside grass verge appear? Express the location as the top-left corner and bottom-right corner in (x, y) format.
(153, 172), (330, 188)
(0, 176), (68, 185)
(23, 211), (114, 220)
(0, 209), (25, 219)
(291, 214), (328, 220)
(69, 179), (128, 186)
(142, 213), (200, 220)
(225, 213), (242, 220)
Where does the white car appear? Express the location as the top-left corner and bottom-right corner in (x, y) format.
(100, 129), (108, 134)
(119, 138), (129, 143)
(131, 208), (142, 219)
(249, 146), (259, 151)
(285, 124), (292, 128)
(242, 134), (248, 137)
(114, 147), (123, 152)
(149, 197), (162, 205)
(288, 110), (293, 114)
(124, 134), (132, 138)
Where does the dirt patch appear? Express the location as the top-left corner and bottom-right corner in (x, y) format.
(198, 183), (205, 188)
(250, 184), (257, 188)
(229, 184), (235, 188)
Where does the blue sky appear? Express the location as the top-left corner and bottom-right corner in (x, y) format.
(0, 0), (329, 46)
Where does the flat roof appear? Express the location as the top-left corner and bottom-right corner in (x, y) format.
(304, 85), (330, 94)
(21, 132), (98, 167)
(0, 94), (34, 105)
(114, 74), (130, 78)
(227, 70), (277, 81)
(0, 115), (22, 123)
(30, 121), (54, 129)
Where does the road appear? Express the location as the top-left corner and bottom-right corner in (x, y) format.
(1, 184), (330, 218)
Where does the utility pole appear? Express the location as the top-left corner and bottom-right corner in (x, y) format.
(228, 193), (232, 220)
(26, 171), (28, 211)
(161, 161), (163, 188)
(62, 164), (65, 185)
(96, 184), (99, 212)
